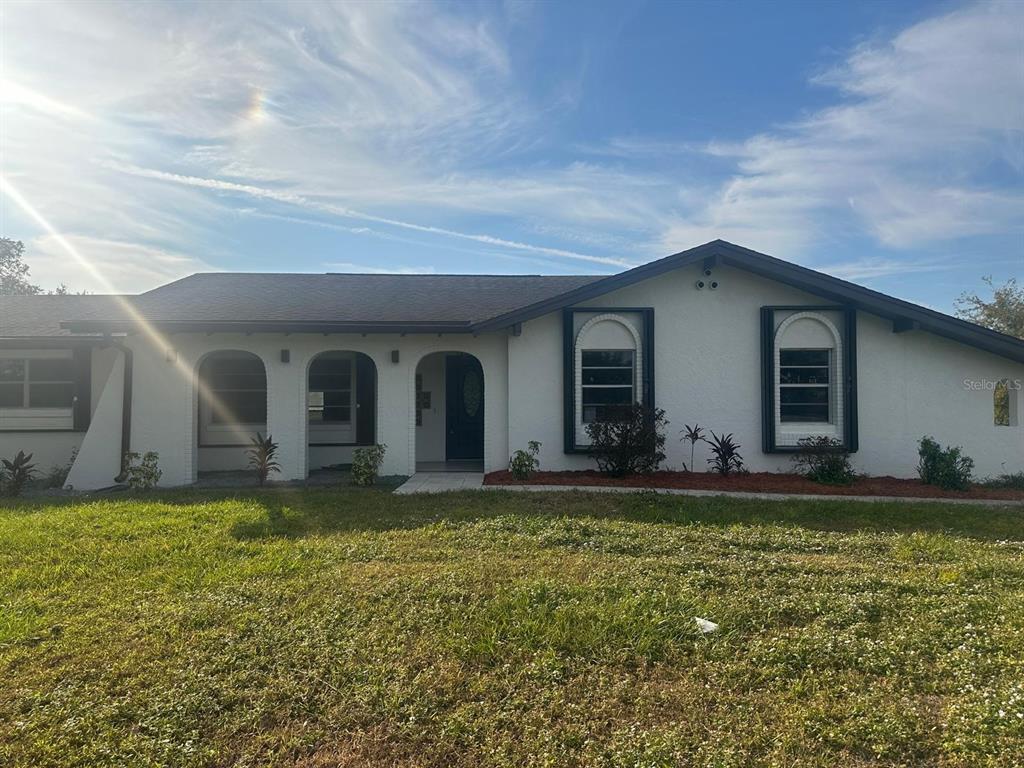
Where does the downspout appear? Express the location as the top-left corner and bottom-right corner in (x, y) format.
(109, 341), (133, 483)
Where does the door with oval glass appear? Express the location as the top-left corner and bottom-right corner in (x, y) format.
(445, 353), (484, 461)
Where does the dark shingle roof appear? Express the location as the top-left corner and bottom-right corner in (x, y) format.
(134, 273), (604, 326)
(0, 273), (604, 337)
(0, 295), (131, 338)
(3, 241), (1021, 363)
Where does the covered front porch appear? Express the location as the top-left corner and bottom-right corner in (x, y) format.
(193, 347), (486, 477)
(109, 331), (508, 486)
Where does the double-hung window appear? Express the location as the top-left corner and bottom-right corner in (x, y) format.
(0, 357), (76, 409)
(779, 349), (830, 423)
(581, 350), (634, 423)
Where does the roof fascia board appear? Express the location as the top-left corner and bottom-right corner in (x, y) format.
(60, 321), (476, 335)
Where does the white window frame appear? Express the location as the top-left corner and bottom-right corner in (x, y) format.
(580, 349), (635, 424)
(573, 313), (643, 445)
(773, 312), (844, 446)
(0, 350), (76, 431)
(778, 348), (832, 425)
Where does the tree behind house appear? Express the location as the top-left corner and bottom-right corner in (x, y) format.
(1, 238), (41, 295)
(955, 276), (1024, 339)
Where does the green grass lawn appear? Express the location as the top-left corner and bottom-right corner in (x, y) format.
(1, 487), (1022, 767)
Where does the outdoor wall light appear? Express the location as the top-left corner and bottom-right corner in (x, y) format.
(280, 349), (290, 363)
(391, 350), (400, 363)
(165, 347), (177, 363)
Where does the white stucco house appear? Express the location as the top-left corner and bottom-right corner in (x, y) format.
(1, 240), (1021, 489)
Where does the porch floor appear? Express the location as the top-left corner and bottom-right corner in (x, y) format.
(415, 460), (484, 472)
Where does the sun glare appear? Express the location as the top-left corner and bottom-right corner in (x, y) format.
(0, 174), (252, 443)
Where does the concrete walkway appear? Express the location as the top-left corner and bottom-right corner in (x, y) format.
(394, 472), (484, 494)
(394, 474), (1023, 507)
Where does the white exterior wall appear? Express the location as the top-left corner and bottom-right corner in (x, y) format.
(121, 331), (509, 486)
(0, 431), (82, 476)
(415, 353), (448, 463)
(508, 262), (1024, 478)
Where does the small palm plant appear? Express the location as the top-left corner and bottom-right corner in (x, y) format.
(703, 431), (745, 476)
(247, 433), (280, 486)
(2, 450), (36, 497)
(680, 423), (704, 472)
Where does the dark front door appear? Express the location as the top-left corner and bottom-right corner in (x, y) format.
(446, 353), (484, 461)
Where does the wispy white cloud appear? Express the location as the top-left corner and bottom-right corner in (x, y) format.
(661, 1), (1024, 257)
(28, 234), (213, 294)
(1, 0), (1020, 296)
(112, 164), (634, 268)
(823, 257), (954, 282)
(325, 262), (438, 275)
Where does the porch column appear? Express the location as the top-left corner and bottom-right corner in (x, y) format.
(266, 351), (307, 481)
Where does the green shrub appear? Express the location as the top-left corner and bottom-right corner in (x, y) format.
(792, 436), (856, 485)
(509, 441), (541, 480)
(247, 433), (280, 486)
(585, 404), (667, 477)
(352, 443), (387, 486)
(703, 431), (745, 476)
(1, 451), (36, 497)
(122, 451), (162, 490)
(979, 471), (1024, 490)
(917, 436), (973, 491)
(46, 447), (78, 489)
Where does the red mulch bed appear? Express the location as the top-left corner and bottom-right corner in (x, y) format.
(484, 470), (1024, 501)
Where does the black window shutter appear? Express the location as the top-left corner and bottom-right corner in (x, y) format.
(72, 348), (92, 432)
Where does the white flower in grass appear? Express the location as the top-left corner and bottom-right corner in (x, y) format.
(695, 617), (719, 634)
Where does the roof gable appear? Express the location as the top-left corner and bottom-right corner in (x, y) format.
(474, 240), (1024, 364)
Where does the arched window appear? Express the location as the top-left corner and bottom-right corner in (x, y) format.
(573, 313), (643, 445)
(773, 312), (843, 444)
(993, 378), (1018, 427)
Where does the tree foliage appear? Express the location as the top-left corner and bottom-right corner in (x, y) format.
(0, 238), (41, 295)
(955, 276), (1024, 339)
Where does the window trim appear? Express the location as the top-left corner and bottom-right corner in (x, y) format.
(563, 307), (655, 454)
(761, 305), (858, 453)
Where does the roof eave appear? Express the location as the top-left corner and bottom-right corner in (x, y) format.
(59, 320), (477, 335)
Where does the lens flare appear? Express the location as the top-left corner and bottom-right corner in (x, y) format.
(0, 174), (254, 447)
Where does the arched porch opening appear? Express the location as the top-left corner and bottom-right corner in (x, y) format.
(306, 351), (378, 473)
(414, 351), (484, 472)
(195, 350), (267, 473)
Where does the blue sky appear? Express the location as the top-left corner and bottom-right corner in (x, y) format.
(1, 0), (1021, 311)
